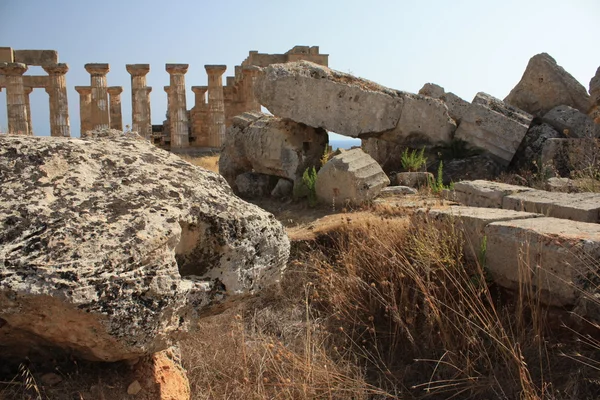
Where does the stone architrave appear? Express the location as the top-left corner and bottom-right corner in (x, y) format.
(107, 86), (123, 131)
(191, 86), (209, 146)
(43, 63), (71, 137)
(23, 86), (33, 135)
(74, 86), (92, 134)
(85, 63), (110, 130)
(126, 64), (152, 140)
(166, 64), (189, 149)
(0, 62), (30, 135)
(205, 65), (227, 147)
(242, 65), (261, 112)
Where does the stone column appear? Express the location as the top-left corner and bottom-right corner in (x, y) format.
(107, 86), (123, 131)
(85, 63), (110, 131)
(126, 64), (152, 140)
(23, 86), (34, 135)
(242, 65), (261, 113)
(0, 62), (30, 135)
(191, 86), (208, 146)
(43, 63), (71, 137)
(165, 64), (189, 149)
(74, 86), (92, 134)
(205, 65), (227, 147)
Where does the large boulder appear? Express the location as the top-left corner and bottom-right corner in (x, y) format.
(454, 92), (533, 166)
(219, 111), (328, 193)
(510, 123), (563, 170)
(504, 53), (590, 117)
(315, 149), (389, 207)
(541, 137), (600, 176)
(418, 82), (470, 123)
(255, 61), (455, 145)
(542, 105), (600, 138)
(0, 133), (289, 362)
(589, 67), (600, 120)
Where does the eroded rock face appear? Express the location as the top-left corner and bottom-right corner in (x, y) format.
(504, 53), (590, 117)
(510, 123), (563, 170)
(418, 83), (470, 123)
(255, 61), (455, 145)
(219, 111), (328, 193)
(589, 67), (600, 120)
(542, 105), (600, 138)
(0, 134), (289, 362)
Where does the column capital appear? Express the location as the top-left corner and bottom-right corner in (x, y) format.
(242, 65), (261, 75)
(143, 86), (152, 94)
(43, 63), (69, 75)
(192, 85), (208, 95)
(164, 86), (170, 93)
(205, 65), (227, 76)
(166, 64), (189, 74)
(75, 86), (92, 95)
(0, 62), (28, 76)
(85, 63), (110, 76)
(126, 64), (150, 76)
(23, 86), (33, 95)
(107, 86), (123, 96)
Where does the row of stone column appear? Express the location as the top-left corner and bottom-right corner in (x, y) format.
(0, 62), (70, 136)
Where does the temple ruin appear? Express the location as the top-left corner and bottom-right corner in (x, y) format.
(0, 45), (328, 151)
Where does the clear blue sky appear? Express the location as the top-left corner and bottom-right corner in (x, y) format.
(1, 0), (598, 139)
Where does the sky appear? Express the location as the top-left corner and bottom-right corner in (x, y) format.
(0, 0), (598, 141)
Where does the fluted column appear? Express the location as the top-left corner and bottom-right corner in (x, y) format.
(242, 65), (261, 113)
(166, 64), (189, 149)
(126, 64), (152, 140)
(24, 86), (34, 135)
(107, 86), (123, 131)
(85, 63), (110, 131)
(74, 86), (92, 135)
(191, 86), (208, 146)
(0, 62), (30, 135)
(205, 65), (227, 147)
(43, 63), (71, 137)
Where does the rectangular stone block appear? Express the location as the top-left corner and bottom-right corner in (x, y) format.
(0, 47), (13, 62)
(455, 92), (533, 165)
(503, 190), (600, 223)
(485, 217), (600, 306)
(13, 50), (58, 66)
(541, 137), (600, 174)
(451, 180), (534, 208)
(423, 206), (542, 261)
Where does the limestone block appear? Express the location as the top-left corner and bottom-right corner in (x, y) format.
(454, 92), (533, 166)
(503, 190), (600, 223)
(590, 66), (600, 111)
(379, 186), (418, 196)
(315, 148), (390, 206)
(422, 206), (542, 261)
(394, 171), (433, 188)
(542, 105), (600, 138)
(219, 112), (328, 192)
(131, 347), (191, 400)
(235, 172), (277, 198)
(0, 134), (289, 362)
(255, 61), (404, 137)
(442, 154), (502, 184)
(271, 178), (294, 198)
(452, 180), (534, 208)
(485, 217), (600, 306)
(541, 137), (600, 176)
(504, 53), (591, 116)
(0, 47), (13, 62)
(511, 123), (562, 170)
(13, 49), (58, 65)
(362, 137), (404, 172)
(418, 82), (470, 123)
(545, 177), (577, 193)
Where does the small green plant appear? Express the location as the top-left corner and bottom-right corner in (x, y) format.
(302, 166), (318, 207)
(401, 147), (427, 172)
(320, 145), (333, 167)
(428, 160), (447, 193)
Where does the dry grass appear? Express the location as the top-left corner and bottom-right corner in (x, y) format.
(178, 154), (220, 173)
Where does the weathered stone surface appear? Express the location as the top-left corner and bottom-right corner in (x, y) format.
(442, 154), (502, 184)
(0, 134), (289, 362)
(362, 138), (404, 172)
(485, 217), (600, 306)
(13, 50), (58, 66)
(545, 177), (577, 193)
(542, 105), (600, 138)
(394, 171), (433, 188)
(379, 186), (417, 196)
(315, 148), (389, 206)
(451, 180), (534, 208)
(590, 67), (600, 119)
(455, 92), (533, 166)
(503, 190), (600, 223)
(219, 112), (328, 193)
(541, 137), (600, 176)
(255, 61), (404, 137)
(132, 346), (191, 400)
(422, 206), (542, 261)
(418, 83), (470, 123)
(510, 123), (563, 170)
(235, 172), (277, 198)
(504, 53), (591, 116)
(271, 178), (293, 198)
